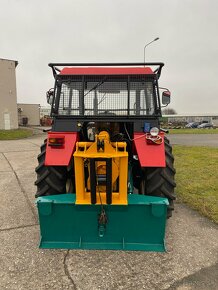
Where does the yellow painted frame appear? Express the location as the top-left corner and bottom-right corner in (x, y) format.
(73, 132), (128, 205)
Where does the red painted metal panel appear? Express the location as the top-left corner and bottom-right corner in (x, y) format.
(133, 133), (165, 167)
(60, 67), (154, 76)
(45, 132), (78, 166)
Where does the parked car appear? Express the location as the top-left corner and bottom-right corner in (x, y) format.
(197, 123), (213, 129)
(185, 122), (200, 128)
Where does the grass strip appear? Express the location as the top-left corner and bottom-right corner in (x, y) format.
(174, 145), (218, 223)
(0, 128), (33, 140)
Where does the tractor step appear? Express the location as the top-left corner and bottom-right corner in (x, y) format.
(36, 194), (168, 252)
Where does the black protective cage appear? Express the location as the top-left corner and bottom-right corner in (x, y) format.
(49, 63), (164, 121)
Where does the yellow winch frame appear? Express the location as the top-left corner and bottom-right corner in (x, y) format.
(73, 131), (128, 205)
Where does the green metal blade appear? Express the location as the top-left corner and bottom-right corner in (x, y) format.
(37, 194), (168, 252)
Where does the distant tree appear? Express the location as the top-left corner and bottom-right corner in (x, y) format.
(162, 108), (177, 115)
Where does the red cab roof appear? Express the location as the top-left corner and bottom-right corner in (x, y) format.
(60, 67), (154, 76)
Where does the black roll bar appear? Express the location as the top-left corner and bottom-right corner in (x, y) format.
(48, 62), (164, 79)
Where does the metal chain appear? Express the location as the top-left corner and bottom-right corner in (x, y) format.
(96, 165), (108, 226)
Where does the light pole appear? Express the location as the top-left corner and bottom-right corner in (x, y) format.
(144, 37), (159, 64)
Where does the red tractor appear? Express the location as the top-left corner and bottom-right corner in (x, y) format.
(35, 63), (176, 251)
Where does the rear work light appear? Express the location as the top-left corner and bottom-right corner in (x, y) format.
(48, 136), (65, 147)
(150, 127), (159, 136)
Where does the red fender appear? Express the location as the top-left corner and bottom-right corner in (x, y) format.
(45, 132), (79, 166)
(133, 133), (166, 167)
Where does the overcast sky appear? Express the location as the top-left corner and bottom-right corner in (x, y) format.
(1, 0), (218, 114)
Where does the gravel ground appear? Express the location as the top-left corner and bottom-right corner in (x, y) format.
(0, 134), (217, 290)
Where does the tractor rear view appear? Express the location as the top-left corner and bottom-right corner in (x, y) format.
(35, 63), (176, 251)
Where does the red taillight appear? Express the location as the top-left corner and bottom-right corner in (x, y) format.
(48, 137), (65, 147)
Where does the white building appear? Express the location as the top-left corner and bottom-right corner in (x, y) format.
(0, 58), (18, 130)
(17, 103), (40, 126)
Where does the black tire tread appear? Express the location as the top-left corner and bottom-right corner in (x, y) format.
(35, 140), (67, 198)
(141, 137), (176, 218)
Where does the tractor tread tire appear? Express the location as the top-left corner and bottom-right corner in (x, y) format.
(141, 137), (176, 218)
(35, 140), (67, 198)
(35, 162), (45, 173)
(34, 170), (50, 185)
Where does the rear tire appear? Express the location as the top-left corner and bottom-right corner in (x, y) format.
(35, 140), (67, 197)
(139, 137), (176, 218)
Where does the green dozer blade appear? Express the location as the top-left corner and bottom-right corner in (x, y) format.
(36, 194), (169, 252)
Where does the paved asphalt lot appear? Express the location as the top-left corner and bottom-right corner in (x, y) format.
(0, 133), (217, 290)
(168, 133), (218, 147)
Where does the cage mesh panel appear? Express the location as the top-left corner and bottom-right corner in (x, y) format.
(58, 75), (156, 116)
(58, 80), (82, 115)
(84, 76), (128, 116)
(154, 82), (160, 111)
(129, 75), (155, 115)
